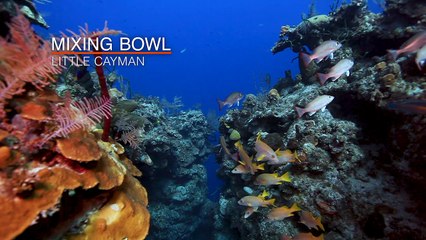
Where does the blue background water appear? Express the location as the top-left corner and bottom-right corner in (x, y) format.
(36, 0), (382, 201)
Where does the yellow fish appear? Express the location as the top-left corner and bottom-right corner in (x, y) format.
(268, 150), (296, 165)
(254, 172), (291, 186)
(238, 190), (275, 208)
(255, 134), (280, 162)
(231, 162), (264, 174)
(299, 211), (325, 231)
(267, 203), (301, 221)
(235, 141), (255, 174)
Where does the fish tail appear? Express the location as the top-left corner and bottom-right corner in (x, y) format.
(317, 73), (329, 86)
(299, 52), (312, 67)
(294, 106), (305, 118)
(217, 99), (225, 111)
(291, 203), (301, 212)
(256, 163), (265, 171)
(280, 172), (291, 183)
(267, 198), (276, 206)
(387, 49), (399, 61)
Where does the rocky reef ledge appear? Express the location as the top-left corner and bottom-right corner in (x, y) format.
(214, 0), (425, 239)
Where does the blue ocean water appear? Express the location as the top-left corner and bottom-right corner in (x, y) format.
(35, 0), (383, 201)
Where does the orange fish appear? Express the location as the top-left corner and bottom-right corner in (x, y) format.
(299, 211), (325, 231)
(255, 135), (279, 162)
(387, 31), (426, 60)
(217, 92), (244, 111)
(300, 40), (342, 67)
(234, 141), (255, 174)
(267, 203), (301, 221)
(294, 95), (334, 118)
(268, 150), (296, 165)
(220, 135), (232, 156)
(254, 172), (291, 186)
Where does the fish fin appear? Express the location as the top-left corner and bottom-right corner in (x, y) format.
(329, 52), (334, 60)
(283, 149), (292, 155)
(256, 132), (262, 138)
(253, 206), (258, 212)
(345, 70), (350, 77)
(291, 203), (302, 212)
(256, 154), (266, 161)
(217, 99), (225, 111)
(234, 141), (242, 149)
(321, 106), (326, 112)
(299, 52), (312, 67)
(274, 148), (281, 157)
(308, 111), (316, 116)
(237, 101), (240, 106)
(387, 49), (399, 60)
(280, 172), (291, 182)
(256, 163), (265, 170)
(238, 161), (245, 165)
(317, 73), (329, 85)
(294, 106), (305, 118)
(259, 190), (269, 198)
(268, 198), (276, 206)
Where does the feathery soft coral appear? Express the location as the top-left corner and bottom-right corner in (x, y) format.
(0, 14), (62, 115)
(43, 96), (112, 143)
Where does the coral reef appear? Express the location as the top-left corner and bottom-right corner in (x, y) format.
(0, 12), (150, 240)
(111, 96), (214, 240)
(216, 0), (425, 239)
(1, 0), (48, 28)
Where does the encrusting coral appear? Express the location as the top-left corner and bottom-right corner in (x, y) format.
(0, 10), (150, 240)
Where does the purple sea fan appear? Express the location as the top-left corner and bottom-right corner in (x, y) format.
(43, 96), (112, 142)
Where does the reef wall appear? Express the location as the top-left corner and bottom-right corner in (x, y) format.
(111, 96), (214, 240)
(215, 0), (425, 239)
(0, 6), (150, 240)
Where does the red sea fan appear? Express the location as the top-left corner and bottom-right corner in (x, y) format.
(44, 96), (112, 142)
(0, 14), (62, 115)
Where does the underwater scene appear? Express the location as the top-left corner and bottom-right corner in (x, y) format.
(0, 0), (425, 239)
